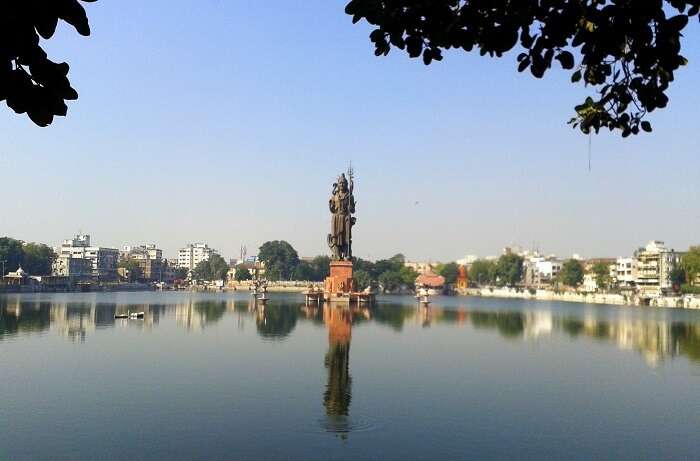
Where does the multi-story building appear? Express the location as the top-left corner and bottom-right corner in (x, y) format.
(56, 234), (119, 280)
(178, 243), (214, 270)
(121, 244), (165, 281)
(52, 255), (93, 279)
(613, 257), (637, 288)
(121, 244), (162, 262)
(634, 241), (682, 296)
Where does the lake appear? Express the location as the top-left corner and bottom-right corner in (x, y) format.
(1, 291), (700, 460)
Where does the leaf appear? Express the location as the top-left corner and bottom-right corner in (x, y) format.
(641, 121), (652, 132)
(571, 69), (582, 82)
(556, 51), (574, 70)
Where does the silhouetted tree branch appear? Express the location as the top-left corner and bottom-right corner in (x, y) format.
(1, 1), (95, 126)
(346, 0), (697, 136)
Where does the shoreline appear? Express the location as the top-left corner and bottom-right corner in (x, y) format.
(457, 287), (700, 309)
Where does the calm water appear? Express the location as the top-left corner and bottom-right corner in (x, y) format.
(2, 292), (700, 460)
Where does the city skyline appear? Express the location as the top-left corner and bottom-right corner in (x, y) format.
(1, 1), (698, 261)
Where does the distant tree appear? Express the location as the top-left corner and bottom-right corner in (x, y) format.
(378, 270), (403, 293)
(192, 254), (229, 281)
(172, 267), (189, 280)
(258, 240), (300, 281)
(346, 0), (698, 136)
(437, 262), (459, 285)
(0, 237), (24, 275)
(389, 253), (406, 264)
(118, 259), (142, 282)
(560, 259), (584, 287)
(399, 266), (418, 286)
(21, 243), (55, 275)
(293, 261), (316, 281)
(591, 262), (612, 291)
(2, 1), (95, 126)
(682, 246), (700, 286)
(353, 270), (372, 291)
(495, 254), (524, 287)
(352, 257), (377, 278)
(670, 266), (687, 289)
(235, 264), (252, 281)
(469, 259), (496, 286)
(310, 255), (331, 280)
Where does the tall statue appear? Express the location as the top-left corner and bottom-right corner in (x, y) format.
(327, 166), (356, 261)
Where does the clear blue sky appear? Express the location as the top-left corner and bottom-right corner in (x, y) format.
(1, 1), (698, 261)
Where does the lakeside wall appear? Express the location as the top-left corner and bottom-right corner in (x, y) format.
(226, 281), (323, 293)
(458, 287), (700, 309)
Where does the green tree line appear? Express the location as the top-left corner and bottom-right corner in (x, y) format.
(0, 237), (55, 276)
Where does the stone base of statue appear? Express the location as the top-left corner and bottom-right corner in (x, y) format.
(324, 260), (353, 304)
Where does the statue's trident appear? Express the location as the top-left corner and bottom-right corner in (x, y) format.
(347, 162), (354, 194)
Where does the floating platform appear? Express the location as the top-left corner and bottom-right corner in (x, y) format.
(305, 290), (376, 306)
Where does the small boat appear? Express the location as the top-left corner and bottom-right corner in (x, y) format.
(129, 312), (145, 319)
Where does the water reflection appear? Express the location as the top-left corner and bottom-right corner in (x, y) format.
(3, 294), (700, 368)
(323, 305), (353, 432)
(255, 302), (298, 340)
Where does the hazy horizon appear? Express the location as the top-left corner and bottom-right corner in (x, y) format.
(2, 1), (698, 262)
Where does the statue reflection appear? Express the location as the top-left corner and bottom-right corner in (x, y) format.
(322, 304), (354, 433)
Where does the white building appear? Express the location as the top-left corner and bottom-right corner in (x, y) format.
(614, 257), (637, 288)
(535, 258), (563, 284)
(404, 261), (436, 275)
(456, 255), (478, 266)
(56, 234), (119, 280)
(178, 243), (214, 270)
(634, 241), (682, 296)
(583, 273), (597, 293)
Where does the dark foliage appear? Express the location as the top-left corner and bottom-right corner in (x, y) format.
(1, 1), (95, 126)
(346, 0), (698, 136)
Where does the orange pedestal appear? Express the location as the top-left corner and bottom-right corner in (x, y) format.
(324, 260), (353, 296)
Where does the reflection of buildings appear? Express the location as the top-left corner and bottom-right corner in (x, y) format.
(523, 311), (553, 339)
(477, 308), (693, 368)
(50, 303), (97, 342)
(176, 300), (227, 331)
(323, 305), (352, 429)
(176, 301), (207, 331)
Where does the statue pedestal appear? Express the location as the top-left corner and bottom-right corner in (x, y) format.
(324, 261), (353, 301)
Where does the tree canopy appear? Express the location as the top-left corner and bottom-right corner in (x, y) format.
(258, 240), (300, 281)
(0, 237), (55, 276)
(292, 256), (331, 281)
(559, 259), (584, 287)
(495, 253), (524, 286)
(591, 262), (611, 290)
(192, 254), (229, 281)
(2, 1), (95, 126)
(682, 246), (700, 285)
(21, 243), (55, 275)
(469, 259), (497, 286)
(436, 262), (460, 285)
(346, 0), (698, 136)
(0, 237), (25, 275)
(234, 264), (252, 281)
